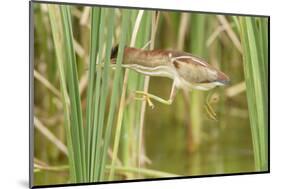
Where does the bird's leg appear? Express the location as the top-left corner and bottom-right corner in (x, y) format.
(135, 81), (177, 108)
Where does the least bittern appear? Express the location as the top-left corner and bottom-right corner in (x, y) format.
(111, 46), (230, 118)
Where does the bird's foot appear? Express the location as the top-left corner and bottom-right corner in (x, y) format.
(204, 92), (219, 121)
(204, 103), (217, 121)
(135, 91), (155, 109)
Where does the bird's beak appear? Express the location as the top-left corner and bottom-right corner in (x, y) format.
(219, 79), (231, 85)
(110, 58), (117, 64)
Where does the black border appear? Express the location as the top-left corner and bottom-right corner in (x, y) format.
(29, 1), (34, 188)
(29, 0), (270, 188)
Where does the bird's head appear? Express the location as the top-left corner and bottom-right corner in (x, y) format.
(110, 45), (120, 64)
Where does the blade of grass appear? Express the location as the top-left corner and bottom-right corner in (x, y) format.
(96, 8), (115, 181)
(34, 163), (180, 178)
(106, 166), (180, 178)
(177, 13), (189, 50)
(239, 16), (268, 171)
(34, 164), (69, 172)
(217, 15), (242, 54)
(138, 11), (159, 174)
(107, 9), (130, 180)
(48, 4), (76, 181)
(86, 7), (101, 182)
(113, 9), (145, 179)
(90, 7), (105, 182)
(34, 116), (68, 155)
(60, 5), (86, 181)
(188, 14), (207, 152)
(34, 70), (61, 98)
(119, 11), (152, 179)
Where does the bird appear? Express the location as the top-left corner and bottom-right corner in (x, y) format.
(110, 46), (230, 112)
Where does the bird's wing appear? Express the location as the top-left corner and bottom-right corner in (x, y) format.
(172, 57), (218, 84)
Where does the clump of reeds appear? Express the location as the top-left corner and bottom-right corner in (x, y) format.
(238, 16), (268, 171)
(46, 4), (176, 184)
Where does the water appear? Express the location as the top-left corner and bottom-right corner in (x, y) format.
(34, 78), (255, 186)
(144, 77), (255, 176)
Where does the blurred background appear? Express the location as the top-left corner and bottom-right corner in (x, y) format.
(33, 2), (267, 186)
